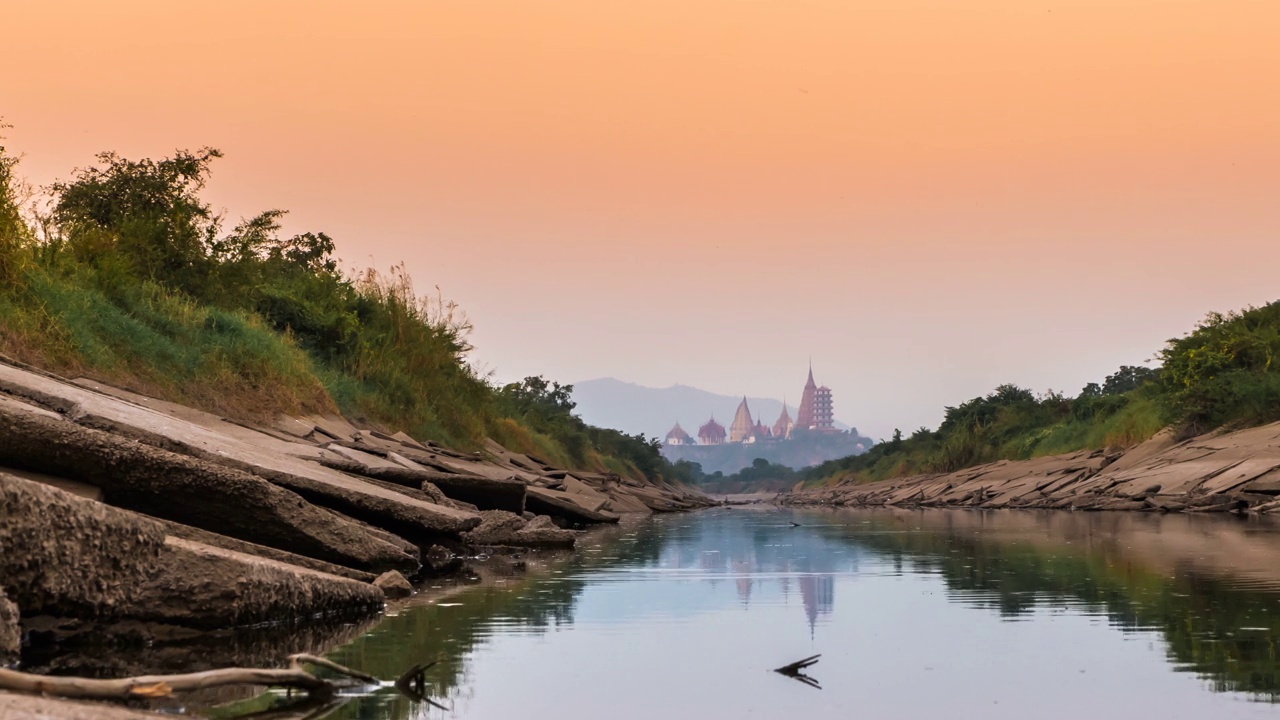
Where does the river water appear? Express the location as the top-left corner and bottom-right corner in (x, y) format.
(307, 507), (1280, 719)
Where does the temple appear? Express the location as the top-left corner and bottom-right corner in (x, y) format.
(729, 397), (755, 443)
(672, 364), (841, 447)
(697, 417), (727, 445)
(772, 398), (794, 440)
(795, 364), (836, 434)
(664, 422), (692, 446)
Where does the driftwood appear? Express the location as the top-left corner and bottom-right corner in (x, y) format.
(773, 654), (821, 689)
(0, 653), (375, 701)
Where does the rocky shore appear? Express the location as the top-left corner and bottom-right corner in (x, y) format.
(780, 421), (1280, 513)
(0, 357), (711, 709)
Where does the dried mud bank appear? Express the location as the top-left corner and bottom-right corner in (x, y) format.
(780, 423), (1280, 513)
(0, 358), (711, 681)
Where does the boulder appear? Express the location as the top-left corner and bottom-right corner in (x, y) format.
(462, 510), (529, 544)
(461, 510), (577, 547)
(516, 515), (577, 547)
(373, 570), (414, 599)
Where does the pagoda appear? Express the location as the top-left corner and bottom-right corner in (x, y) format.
(729, 397), (755, 443)
(772, 399), (795, 440)
(795, 364), (836, 433)
(664, 422), (692, 446)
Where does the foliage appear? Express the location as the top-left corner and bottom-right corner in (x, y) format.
(496, 376), (673, 479)
(1159, 304), (1280, 432)
(799, 370), (1166, 486)
(0, 143), (681, 481)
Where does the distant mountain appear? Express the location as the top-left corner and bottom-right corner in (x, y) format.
(570, 377), (854, 440)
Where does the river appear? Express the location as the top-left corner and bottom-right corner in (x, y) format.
(264, 507), (1280, 718)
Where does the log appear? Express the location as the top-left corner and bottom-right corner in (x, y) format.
(0, 654), (372, 701)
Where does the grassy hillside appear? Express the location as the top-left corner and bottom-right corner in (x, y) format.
(800, 303), (1280, 486)
(0, 139), (669, 479)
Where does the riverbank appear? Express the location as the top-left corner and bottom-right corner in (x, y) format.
(0, 357), (711, 714)
(780, 420), (1280, 513)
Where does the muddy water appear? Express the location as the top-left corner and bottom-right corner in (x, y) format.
(306, 508), (1280, 719)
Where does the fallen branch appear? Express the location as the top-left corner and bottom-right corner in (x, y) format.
(0, 653), (376, 702)
(773, 654), (821, 689)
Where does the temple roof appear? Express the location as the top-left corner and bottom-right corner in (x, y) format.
(698, 416), (726, 438)
(665, 422), (691, 441)
(773, 401), (794, 437)
(729, 397), (755, 441)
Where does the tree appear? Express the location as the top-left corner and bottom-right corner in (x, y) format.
(52, 148), (223, 286)
(498, 376), (576, 420)
(1102, 365), (1158, 395)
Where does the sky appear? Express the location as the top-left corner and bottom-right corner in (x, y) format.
(4, 0), (1279, 439)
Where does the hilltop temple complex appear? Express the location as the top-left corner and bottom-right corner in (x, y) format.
(666, 366), (840, 447)
(659, 364), (867, 474)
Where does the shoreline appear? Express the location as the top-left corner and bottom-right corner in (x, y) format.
(0, 357), (711, 715)
(778, 421), (1280, 514)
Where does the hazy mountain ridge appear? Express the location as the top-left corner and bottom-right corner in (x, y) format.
(570, 377), (855, 440)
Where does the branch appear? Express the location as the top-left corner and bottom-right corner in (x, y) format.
(0, 653), (375, 702)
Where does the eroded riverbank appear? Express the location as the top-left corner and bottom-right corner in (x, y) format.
(0, 358), (711, 716)
(780, 422), (1280, 514)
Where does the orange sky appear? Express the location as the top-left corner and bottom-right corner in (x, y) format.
(5, 0), (1280, 437)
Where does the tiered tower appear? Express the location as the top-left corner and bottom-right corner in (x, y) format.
(729, 397), (755, 443)
(795, 364), (836, 432)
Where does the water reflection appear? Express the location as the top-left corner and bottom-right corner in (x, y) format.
(317, 508), (1280, 719)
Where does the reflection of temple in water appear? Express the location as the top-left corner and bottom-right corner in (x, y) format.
(799, 574), (835, 637)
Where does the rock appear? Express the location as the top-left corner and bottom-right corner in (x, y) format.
(424, 544), (457, 570)
(374, 570), (413, 599)
(1, 588), (19, 666)
(462, 510), (529, 544)
(0, 396), (417, 573)
(0, 363), (481, 546)
(461, 510), (576, 547)
(515, 517), (577, 547)
(525, 486), (620, 525)
(0, 471), (166, 617)
(135, 537), (384, 629)
(523, 515), (557, 530)
(0, 473), (383, 628)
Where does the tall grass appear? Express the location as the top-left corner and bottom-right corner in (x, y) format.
(0, 141), (674, 480)
(0, 265), (332, 420)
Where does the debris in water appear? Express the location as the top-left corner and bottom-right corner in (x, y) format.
(773, 654), (821, 689)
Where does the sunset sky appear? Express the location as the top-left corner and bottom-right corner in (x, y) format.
(5, 0), (1279, 438)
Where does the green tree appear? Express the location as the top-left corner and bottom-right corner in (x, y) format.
(52, 148), (223, 288)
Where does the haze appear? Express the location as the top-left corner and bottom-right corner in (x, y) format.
(5, 0), (1278, 439)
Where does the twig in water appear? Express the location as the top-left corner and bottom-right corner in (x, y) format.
(773, 654), (822, 689)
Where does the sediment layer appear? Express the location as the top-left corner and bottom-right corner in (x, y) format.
(0, 357), (711, 678)
(781, 423), (1280, 513)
